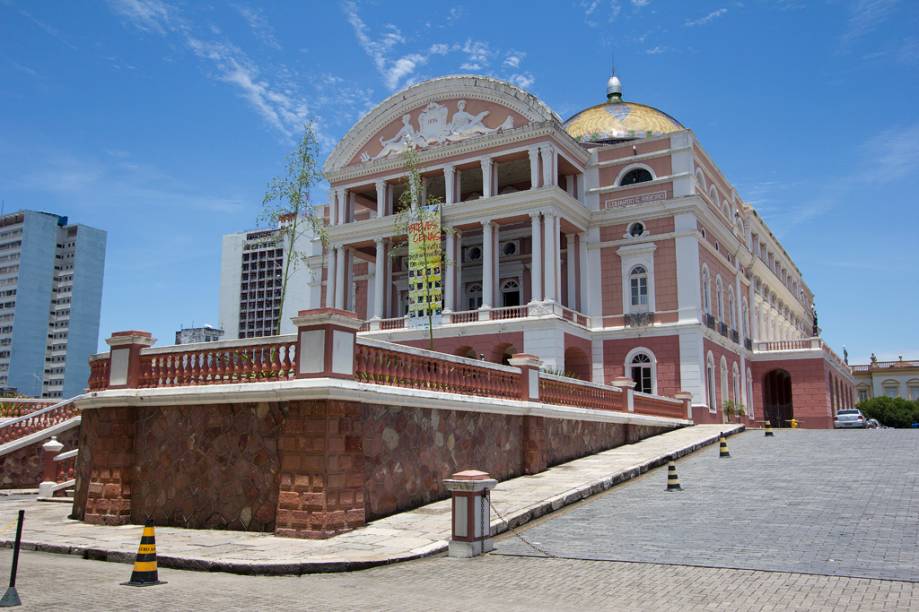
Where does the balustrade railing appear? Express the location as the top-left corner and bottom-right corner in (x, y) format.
(54, 449), (78, 483)
(139, 336), (298, 387)
(353, 338), (520, 399)
(448, 310), (479, 324)
(88, 356), (110, 391)
(490, 305), (529, 320)
(538, 373), (625, 412)
(633, 392), (686, 419)
(0, 399), (56, 419)
(0, 397), (81, 445)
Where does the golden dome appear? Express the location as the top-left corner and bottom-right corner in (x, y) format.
(564, 99), (684, 143)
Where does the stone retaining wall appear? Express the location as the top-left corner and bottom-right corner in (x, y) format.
(0, 426), (80, 490)
(72, 400), (671, 538)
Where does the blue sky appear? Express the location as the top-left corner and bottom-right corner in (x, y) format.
(1, 0), (917, 363)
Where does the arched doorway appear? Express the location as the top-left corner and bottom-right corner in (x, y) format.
(492, 343), (518, 365)
(763, 369), (793, 427)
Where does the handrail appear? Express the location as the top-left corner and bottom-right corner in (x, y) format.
(357, 336), (520, 374)
(0, 395), (82, 433)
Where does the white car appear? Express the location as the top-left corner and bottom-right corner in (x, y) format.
(834, 408), (867, 429)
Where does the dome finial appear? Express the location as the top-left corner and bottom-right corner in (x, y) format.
(606, 57), (622, 103)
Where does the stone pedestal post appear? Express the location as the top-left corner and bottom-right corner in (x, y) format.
(38, 436), (64, 498)
(508, 353), (541, 402)
(105, 331), (155, 389)
(443, 470), (498, 558)
(292, 308), (362, 379)
(674, 391), (694, 421)
(611, 376), (636, 412)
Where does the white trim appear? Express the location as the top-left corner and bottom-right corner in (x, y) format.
(77, 378), (689, 427)
(624, 346), (658, 395)
(0, 416), (81, 458)
(617, 242), (657, 315)
(613, 163), (656, 187)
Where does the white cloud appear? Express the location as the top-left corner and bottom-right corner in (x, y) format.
(631, 0), (651, 6)
(108, 0), (173, 34)
(503, 50), (525, 68)
(508, 73), (535, 89)
(645, 45), (667, 55)
(685, 8), (728, 27)
(343, 1), (443, 91)
(108, 0), (319, 142)
(860, 121), (919, 183)
(842, 0), (899, 45)
(234, 4), (281, 50)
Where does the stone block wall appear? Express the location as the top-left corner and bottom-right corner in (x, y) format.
(72, 399), (672, 538)
(0, 426), (80, 490)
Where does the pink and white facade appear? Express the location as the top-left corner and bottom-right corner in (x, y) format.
(315, 75), (855, 428)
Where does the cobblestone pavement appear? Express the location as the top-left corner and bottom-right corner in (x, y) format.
(1, 549), (917, 611)
(495, 429), (919, 582)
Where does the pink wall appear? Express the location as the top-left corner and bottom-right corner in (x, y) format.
(603, 335), (681, 398)
(750, 358), (834, 429)
(398, 331), (525, 364)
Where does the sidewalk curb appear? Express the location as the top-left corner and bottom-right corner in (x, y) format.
(0, 426), (744, 575)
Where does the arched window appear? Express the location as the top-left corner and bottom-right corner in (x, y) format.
(501, 278), (520, 307)
(720, 357), (729, 413)
(702, 267), (711, 314)
(728, 287), (736, 331)
(706, 352), (717, 412)
(620, 167), (653, 186)
(715, 276), (724, 322)
(629, 265), (648, 310)
(466, 282), (482, 310)
(628, 351), (655, 394)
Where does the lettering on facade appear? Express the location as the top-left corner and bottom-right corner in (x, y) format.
(603, 190), (669, 210)
(407, 205), (443, 328)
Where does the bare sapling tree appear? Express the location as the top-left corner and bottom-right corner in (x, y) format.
(261, 124), (328, 336)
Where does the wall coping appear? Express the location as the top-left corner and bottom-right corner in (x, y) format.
(539, 371), (624, 394)
(0, 416), (82, 458)
(633, 391), (685, 405)
(75, 378), (689, 428)
(142, 334), (297, 356)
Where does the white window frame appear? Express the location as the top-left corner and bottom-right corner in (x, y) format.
(625, 347), (657, 395)
(706, 351), (717, 413)
(702, 265), (712, 315)
(629, 265), (649, 311)
(715, 276), (724, 322)
(720, 356), (729, 413)
(618, 242), (656, 315)
(746, 368), (754, 419)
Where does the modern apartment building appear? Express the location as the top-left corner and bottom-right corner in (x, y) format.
(0, 210), (106, 398)
(218, 221), (321, 339)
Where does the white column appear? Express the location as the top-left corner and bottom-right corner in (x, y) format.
(481, 157), (493, 198)
(544, 214), (556, 303)
(481, 220), (494, 309)
(334, 246), (346, 309)
(529, 213), (542, 303)
(564, 175), (575, 197)
(565, 233), (576, 307)
(540, 145), (556, 187)
(455, 169), (463, 203)
(384, 246), (392, 318)
(576, 174), (585, 204)
(555, 218), (562, 302)
(326, 246), (337, 308)
(335, 189), (346, 226)
(444, 165), (455, 205)
(528, 146), (540, 189)
(375, 181), (386, 218)
(421, 177), (428, 206)
(444, 229), (455, 313)
(373, 239), (385, 319)
(455, 231), (463, 310)
(578, 232), (588, 312)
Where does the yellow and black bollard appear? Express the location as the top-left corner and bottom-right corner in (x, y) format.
(122, 520), (166, 587)
(764, 421), (774, 437)
(666, 459), (682, 491)
(718, 432), (731, 458)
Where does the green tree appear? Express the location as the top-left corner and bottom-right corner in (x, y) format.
(857, 396), (919, 428)
(391, 148), (448, 350)
(261, 125), (327, 336)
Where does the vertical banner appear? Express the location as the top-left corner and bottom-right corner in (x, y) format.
(407, 204), (443, 328)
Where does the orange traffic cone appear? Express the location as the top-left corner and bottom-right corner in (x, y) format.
(122, 520), (165, 587)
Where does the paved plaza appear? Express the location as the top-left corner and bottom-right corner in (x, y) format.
(496, 429), (919, 582)
(2, 428), (918, 610)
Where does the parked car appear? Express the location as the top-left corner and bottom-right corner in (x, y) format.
(834, 409), (867, 429)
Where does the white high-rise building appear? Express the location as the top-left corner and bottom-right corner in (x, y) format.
(218, 219), (322, 339)
(0, 210), (106, 398)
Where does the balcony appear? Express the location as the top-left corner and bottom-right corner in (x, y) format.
(704, 313), (716, 330)
(718, 322), (729, 338)
(360, 302), (591, 332)
(744, 337), (753, 351)
(730, 329), (739, 344)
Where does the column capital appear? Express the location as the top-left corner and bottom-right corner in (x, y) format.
(528, 210), (542, 219)
(374, 237), (385, 246)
